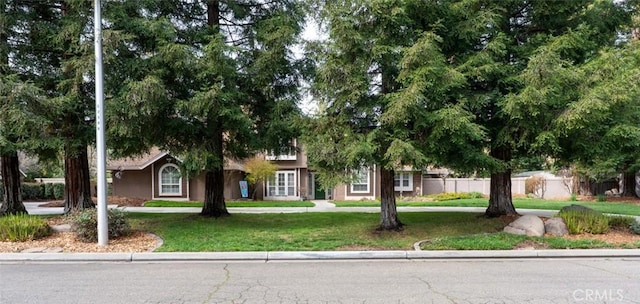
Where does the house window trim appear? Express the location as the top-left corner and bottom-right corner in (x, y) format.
(394, 172), (413, 192)
(159, 163), (182, 196)
(266, 170), (297, 197)
(351, 168), (370, 193)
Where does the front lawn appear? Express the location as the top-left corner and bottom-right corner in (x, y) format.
(334, 198), (640, 216)
(144, 200), (315, 208)
(128, 212), (640, 252)
(128, 212), (510, 251)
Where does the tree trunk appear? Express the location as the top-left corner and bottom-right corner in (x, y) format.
(621, 171), (638, 198)
(0, 152), (27, 216)
(485, 146), (517, 217)
(200, 0), (229, 217)
(378, 168), (402, 231)
(63, 145), (94, 214)
(201, 167), (230, 217)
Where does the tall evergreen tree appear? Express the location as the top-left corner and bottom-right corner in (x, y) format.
(108, 1), (305, 217)
(303, 0), (430, 230)
(0, 0), (53, 215)
(395, 0), (633, 217)
(6, 1), (99, 213)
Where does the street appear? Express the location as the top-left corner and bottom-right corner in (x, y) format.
(1, 258), (639, 303)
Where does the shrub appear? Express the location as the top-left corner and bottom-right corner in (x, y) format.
(597, 194), (606, 202)
(525, 176), (545, 197)
(21, 183), (44, 200)
(70, 208), (130, 242)
(0, 214), (52, 242)
(630, 221), (640, 235)
(43, 183), (54, 199)
(468, 192), (484, 199)
(559, 209), (610, 234)
(607, 215), (636, 229)
(51, 183), (65, 200)
(427, 192), (479, 201)
(569, 193), (577, 201)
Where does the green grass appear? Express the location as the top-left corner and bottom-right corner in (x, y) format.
(334, 198), (640, 216)
(128, 212), (511, 252)
(144, 200), (315, 208)
(422, 233), (616, 250)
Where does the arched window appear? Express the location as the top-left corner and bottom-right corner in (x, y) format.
(159, 164), (181, 195)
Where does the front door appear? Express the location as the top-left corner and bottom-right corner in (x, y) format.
(313, 175), (326, 200)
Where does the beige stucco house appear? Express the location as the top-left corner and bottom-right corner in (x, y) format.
(107, 144), (423, 202)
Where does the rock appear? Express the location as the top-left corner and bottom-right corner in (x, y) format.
(545, 217), (568, 236)
(51, 224), (72, 233)
(504, 215), (545, 237)
(21, 247), (47, 253)
(43, 247), (63, 253)
(559, 204), (600, 215)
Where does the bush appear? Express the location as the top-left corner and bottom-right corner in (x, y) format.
(468, 192), (484, 199)
(559, 209), (610, 234)
(569, 193), (577, 201)
(51, 183), (64, 200)
(21, 183), (44, 200)
(597, 194), (606, 202)
(630, 221), (640, 235)
(70, 208), (130, 242)
(525, 176), (545, 197)
(0, 214), (52, 242)
(607, 215), (636, 229)
(427, 192), (483, 201)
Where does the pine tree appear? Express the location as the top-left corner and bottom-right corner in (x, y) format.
(108, 1), (305, 217)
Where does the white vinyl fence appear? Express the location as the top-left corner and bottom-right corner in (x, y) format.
(422, 177), (573, 199)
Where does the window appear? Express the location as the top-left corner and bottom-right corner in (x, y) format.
(265, 139), (297, 160)
(394, 172), (413, 191)
(267, 171), (296, 197)
(159, 164), (181, 195)
(351, 168), (370, 193)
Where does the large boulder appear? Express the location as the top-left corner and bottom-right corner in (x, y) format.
(544, 217), (568, 236)
(504, 215), (545, 237)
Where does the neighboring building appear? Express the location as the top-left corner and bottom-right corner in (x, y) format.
(107, 147), (245, 201)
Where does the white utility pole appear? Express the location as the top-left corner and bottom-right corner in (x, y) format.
(94, 0), (108, 246)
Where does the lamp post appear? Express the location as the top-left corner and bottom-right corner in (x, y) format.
(94, 0), (108, 246)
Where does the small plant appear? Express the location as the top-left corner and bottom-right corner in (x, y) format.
(559, 209), (610, 234)
(525, 176), (546, 198)
(427, 192), (475, 201)
(597, 194), (606, 202)
(630, 221), (640, 235)
(569, 193), (577, 201)
(607, 215), (636, 229)
(70, 208), (130, 242)
(0, 213), (52, 242)
(468, 192), (484, 199)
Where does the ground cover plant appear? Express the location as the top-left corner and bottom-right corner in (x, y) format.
(143, 200), (315, 208)
(0, 214), (52, 242)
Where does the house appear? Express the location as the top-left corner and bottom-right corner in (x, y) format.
(107, 147), (245, 201)
(108, 144), (424, 202)
(331, 166), (423, 201)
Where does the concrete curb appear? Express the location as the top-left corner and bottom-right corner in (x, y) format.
(2, 249), (640, 263)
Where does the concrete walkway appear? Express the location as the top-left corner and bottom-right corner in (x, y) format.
(24, 200), (559, 217)
(7, 200), (639, 262)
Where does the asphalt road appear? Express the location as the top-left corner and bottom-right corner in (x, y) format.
(2, 258), (639, 304)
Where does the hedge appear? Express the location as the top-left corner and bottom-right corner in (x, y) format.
(0, 183), (64, 200)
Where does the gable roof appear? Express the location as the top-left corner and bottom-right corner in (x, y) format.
(107, 147), (168, 171)
(107, 147), (245, 171)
